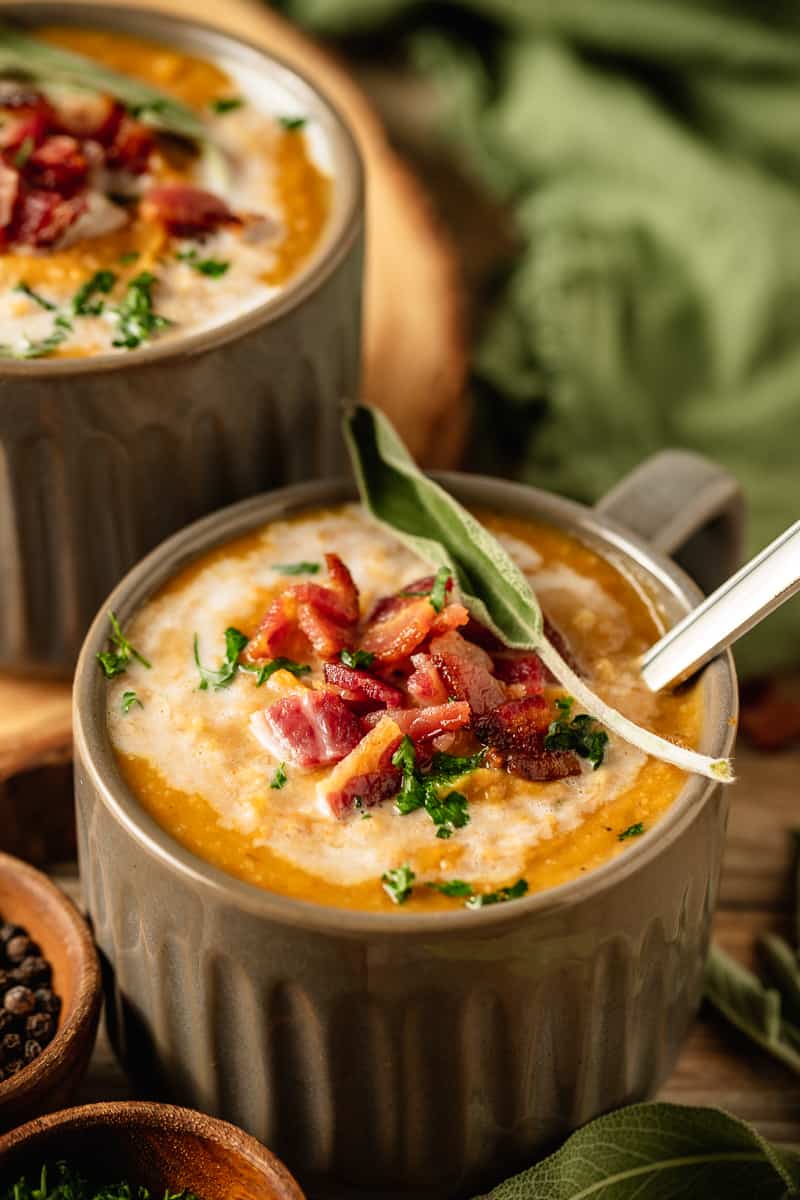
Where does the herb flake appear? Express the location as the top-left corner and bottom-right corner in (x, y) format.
(211, 96), (244, 114)
(618, 822), (645, 841)
(382, 863), (415, 905)
(465, 879), (529, 908)
(121, 690), (143, 714)
(112, 271), (171, 349)
(194, 627), (248, 690)
(96, 611), (151, 679)
(240, 657), (311, 686)
(545, 708), (609, 770)
(272, 561), (320, 575)
(340, 648), (375, 669)
(427, 879), (474, 898)
(278, 115), (307, 131)
(73, 270), (116, 316)
(271, 762), (288, 790)
(176, 248), (230, 277)
(14, 281), (56, 311)
(391, 737), (482, 838)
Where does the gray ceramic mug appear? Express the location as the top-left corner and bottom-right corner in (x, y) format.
(73, 452), (740, 1200)
(0, 4), (363, 675)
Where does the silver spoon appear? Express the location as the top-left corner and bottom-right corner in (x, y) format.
(641, 520), (800, 692)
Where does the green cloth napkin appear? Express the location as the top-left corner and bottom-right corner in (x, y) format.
(276, 0), (800, 674)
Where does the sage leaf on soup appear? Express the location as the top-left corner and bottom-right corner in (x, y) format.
(704, 944), (800, 1076)
(0, 26), (208, 146)
(472, 1101), (800, 1199)
(344, 404), (734, 784)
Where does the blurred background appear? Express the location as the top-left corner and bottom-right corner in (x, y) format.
(274, 0), (800, 688)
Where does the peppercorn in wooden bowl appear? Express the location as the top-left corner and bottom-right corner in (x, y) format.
(0, 852), (101, 1132)
(0, 1102), (307, 1198)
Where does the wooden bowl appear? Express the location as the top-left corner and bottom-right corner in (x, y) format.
(0, 1102), (307, 1198)
(0, 853), (101, 1131)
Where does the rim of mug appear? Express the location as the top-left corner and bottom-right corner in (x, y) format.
(0, 2), (364, 376)
(73, 472), (738, 936)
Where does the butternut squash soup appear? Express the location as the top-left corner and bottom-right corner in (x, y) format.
(0, 25), (331, 358)
(102, 504), (701, 913)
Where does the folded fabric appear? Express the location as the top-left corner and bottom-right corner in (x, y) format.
(274, 0), (800, 674)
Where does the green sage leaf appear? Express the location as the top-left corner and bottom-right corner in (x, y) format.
(472, 1101), (800, 1199)
(704, 943), (800, 1076)
(344, 404), (734, 784)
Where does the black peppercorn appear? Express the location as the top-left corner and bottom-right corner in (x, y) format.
(2, 1058), (23, 1077)
(34, 988), (61, 1016)
(26, 1011), (54, 1044)
(4, 985), (35, 1016)
(0, 1009), (17, 1036)
(5, 936), (34, 964)
(13, 957), (50, 987)
(23, 1039), (42, 1064)
(0, 1032), (22, 1063)
(0, 924), (22, 945)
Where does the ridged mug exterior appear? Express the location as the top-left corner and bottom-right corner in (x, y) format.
(0, 4), (364, 675)
(73, 471), (738, 1200)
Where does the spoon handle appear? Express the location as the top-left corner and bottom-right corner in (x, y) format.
(641, 520), (800, 691)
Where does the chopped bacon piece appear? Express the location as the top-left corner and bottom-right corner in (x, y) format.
(55, 94), (124, 145)
(429, 631), (506, 716)
(323, 661), (404, 708)
(493, 653), (545, 697)
(320, 716), (403, 818)
(142, 184), (235, 235)
(505, 749), (581, 782)
(406, 653), (449, 706)
(460, 617), (503, 652)
(364, 701), (471, 741)
(0, 162), (19, 230)
(430, 602), (469, 636)
(360, 596), (436, 664)
(245, 556), (359, 663)
(472, 695), (551, 751)
(25, 136), (88, 195)
(12, 189), (87, 247)
(106, 116), (154, 174)
(0, 94), (53, 156)
(250, 690), (361, 769)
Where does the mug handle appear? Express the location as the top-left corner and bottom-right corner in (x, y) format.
(595, 450), (745, 594)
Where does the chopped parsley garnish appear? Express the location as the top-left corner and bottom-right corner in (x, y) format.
(340, 648), (375, 669)
(121, 690), (143, 714)
(119, 251), (140, 265)
(96, 611), (151, 679)
(73, 270), (116, 316)
(465, 879), (529, 909)
(429, 566), (452, 613)
(278, 115), (307, 131)
(3, 1161), (202, 1200)
(112, 272), (171, 349)
(13, 135), (34, 168)
(392, 737), (483, 839)
(382, 863), (415, 905)
(211, 96), (245, 114)
(544, 704), (609, 769)
(240, 657), (311, 686)
(427, 879), (474, 898)
(14, 281), (56, 311)
(272, 561), (320, 575)
(400, 566), (452, 612)
(618, 822), (645, 841)
(176, 248), (230, 278)
(271, 762), (288, 790)
(194, 627), (249, 691)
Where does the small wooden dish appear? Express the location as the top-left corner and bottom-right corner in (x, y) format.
(0, 853), (101, 1132)
(0, 1102), (307, 1198)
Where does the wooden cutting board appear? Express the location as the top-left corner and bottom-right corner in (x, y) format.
(0, 0), (467, 786)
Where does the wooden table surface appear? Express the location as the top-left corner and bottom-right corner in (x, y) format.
(49, 741), (800, 1152)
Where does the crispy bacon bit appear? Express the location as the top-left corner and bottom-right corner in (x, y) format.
(406, 653), (449, 706)
(429, 631), (506, 716)
(243, 594), (297, 662)
(493, 653), (545, 697)
(246, 555), (359, 663)
(55, 94), (124, 145)
(0, 162), (19, 230)
(106, 116), (154, 174)
(472, 695), (551, 751)
(320, 717), (403, 818)
(142, 184), (236, 236)
(430, 602), (469, 636)
(360, 596), (437, 664)
(364, 701), (471, 741)
(323, 661), (404, 708)
(250, 690), (362, 769)
(25, 136), (88, 195)
(0, 95), (53, 156)
(505, 749), (581, 782)
(12, 189), (87, 247)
